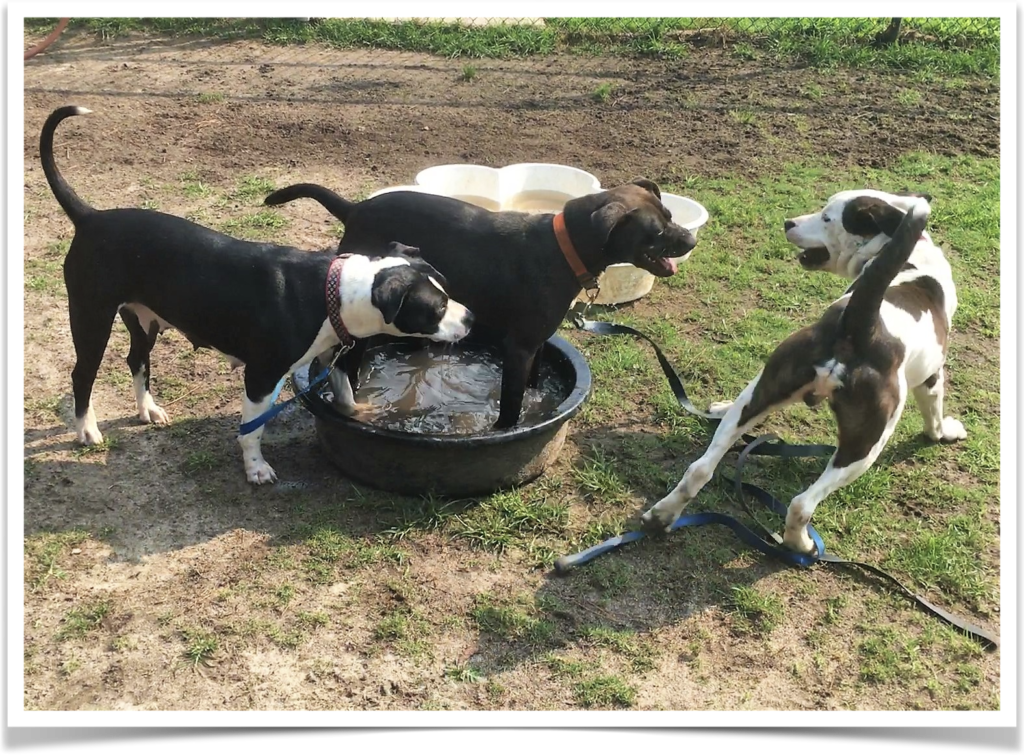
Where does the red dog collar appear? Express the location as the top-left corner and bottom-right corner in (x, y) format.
(553, 212), (599, 291)
(325, 254), (356, 349)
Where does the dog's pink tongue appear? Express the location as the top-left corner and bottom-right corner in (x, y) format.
(665, 257), (679, 275)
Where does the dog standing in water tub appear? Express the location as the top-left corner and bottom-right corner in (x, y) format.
(38, 105), (474, 484)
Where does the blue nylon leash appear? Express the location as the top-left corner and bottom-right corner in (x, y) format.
(562, 311), (998, 650)
(237, 350), (342, 437)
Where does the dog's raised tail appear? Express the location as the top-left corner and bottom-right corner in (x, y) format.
(263, 183), (355, 222)
(40, 106), (95, 225)
(841, 197), (931, 348)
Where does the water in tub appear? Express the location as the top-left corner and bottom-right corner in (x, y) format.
(503, 189), (574, 213)
(352, 341), (569, 434)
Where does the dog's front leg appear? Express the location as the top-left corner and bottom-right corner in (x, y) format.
(237, 379), (280, 485)
(642, 369), (806, 533)
(494, 342), (531, 429)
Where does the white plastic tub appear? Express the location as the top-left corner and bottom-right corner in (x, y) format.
(411, 165), (502, 211)
(413, 163), (602, 214)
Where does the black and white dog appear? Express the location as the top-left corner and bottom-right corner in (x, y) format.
(642, 191), (964, 553)
(39, 106), (474, 484)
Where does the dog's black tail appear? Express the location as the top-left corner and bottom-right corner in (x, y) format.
(40, 105), (96, 225)
(263, 183), (355, 222)
(840, 197), (930, 349)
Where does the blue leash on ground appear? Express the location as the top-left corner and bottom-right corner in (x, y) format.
(560, 313), (998, 650)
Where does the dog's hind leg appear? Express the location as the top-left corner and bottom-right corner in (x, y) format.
(68, 298), (118, 445)
(119, 307), (169, 426)
(913, 367), (967, 442)
(782, 370), (908, 553)
(526, 347), (543, 389)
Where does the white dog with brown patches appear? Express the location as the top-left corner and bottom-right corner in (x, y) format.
(642, 191), (964, 554)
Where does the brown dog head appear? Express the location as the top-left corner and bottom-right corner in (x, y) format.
(564, 178), (697, 277)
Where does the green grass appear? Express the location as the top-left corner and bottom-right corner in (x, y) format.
(592, 83), (613, 103)
(25, 529), (91, 591)
(218, 209), (289, 240)
(471, 592), (555, 643)
(56, 600), (112, 641)
(727, 586), (784, 636)
(230, 175), (276, 203)
(26, 17), (999, 74)
(180, 627), (219, 668)
(459, 63), (478, 81)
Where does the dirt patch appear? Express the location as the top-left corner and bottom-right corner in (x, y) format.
(22, 32), (1000, 712)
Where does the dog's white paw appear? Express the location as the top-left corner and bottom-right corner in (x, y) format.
(940, 416), (967, 442)
(707, 400), (733, 418)
(640, 501), (679, 533)
(245, 460), (278, 485)
(75, 410), (103, 445)
(139, 400), (170, 425)
(783, 525), (816, 555)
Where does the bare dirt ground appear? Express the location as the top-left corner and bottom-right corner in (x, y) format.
(22, 31), (1000, 712)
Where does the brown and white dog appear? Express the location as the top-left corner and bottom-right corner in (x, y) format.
(641, 191), (965, 554)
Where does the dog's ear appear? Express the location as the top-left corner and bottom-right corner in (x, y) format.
(841, 196), (906, 238)
(406, 258), (449, 292)
(385, 241), (422, 258)
(631, 178), (662, 199)
(371, 268), (412, 325)
(590, 201), (638, 247)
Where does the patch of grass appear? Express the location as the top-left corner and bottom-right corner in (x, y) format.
(25, 256), (65, 297)
(445, 664), (484, 683)
(181, 627), (219, 668)
(857, 626), (923, 684)
(591, 82), (613, 103)
(179, 171), (213, 199)
(296, 611), (330, 630)
(219, 209), (289, 240)
(70, 434), (121, 458)
(183, 450), (218, 474)
(800, 82), (823, 100)
(451, 488), (568, 554)
(196, 91), (224, 104)
(26, 529), (90, 590)
(585, 559), (634, 598)
(301, 528), (407, 584)
(580, 626), (657, 673)
(727, 586), (784, 636)
(472, 593), (555, 643)
(896, 88), (923, 107)
(56, 600), (111, 641)
(231, 175), (276, 203)
(573, 675), (637, 709)
(732, 42), (756, 60)
(571, 449), (634, 505)
(27, 17), (998, 74)
(459, 63), (478, 81)
(728, 109), (758, 126)
(821, 594), (848, 625)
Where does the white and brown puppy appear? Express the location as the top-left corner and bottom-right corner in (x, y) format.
(642, 191), (964, 553)
(39, 105), (474, 484)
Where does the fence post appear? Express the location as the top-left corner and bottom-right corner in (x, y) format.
(874, 17), (903, 46)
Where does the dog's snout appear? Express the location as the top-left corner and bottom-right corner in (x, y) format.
(784, 219), (796, 232)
